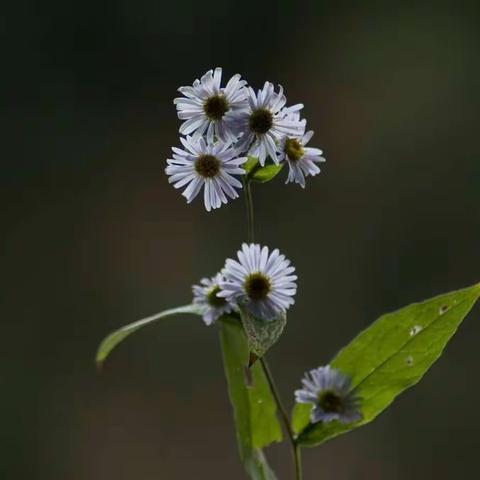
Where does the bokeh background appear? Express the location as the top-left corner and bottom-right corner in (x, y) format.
(2, 1), (480, 478)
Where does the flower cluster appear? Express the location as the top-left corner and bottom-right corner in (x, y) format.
(180, 70), (359, 428)
(167, 68), (326, 211)
(193, 243), (297, 324)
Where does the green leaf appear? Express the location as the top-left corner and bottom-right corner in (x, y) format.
(245, 450), (277, 480)
(96, 304), (203, 368)
(250, 164), (284, 183)
(294, 283), (480, 447)
(243, 156), (259, 175)
(244, 156), (284, 184)
(219, 315), (282, 478)
(240, 307), (287, 358)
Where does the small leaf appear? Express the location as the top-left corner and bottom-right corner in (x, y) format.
(240, 307), (287, 358)
(243, 156), (259, 175)
(294, 284), (480, 447)
(250, 163), (284, 183)
(96, 304), (203, 368)
(244, 156), (284, 184)
(219, 315), (281, 478)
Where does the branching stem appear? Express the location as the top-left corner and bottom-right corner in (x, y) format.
(243, 176), (303, 480)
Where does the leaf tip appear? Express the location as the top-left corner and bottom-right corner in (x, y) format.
(95, 352), (106, 371)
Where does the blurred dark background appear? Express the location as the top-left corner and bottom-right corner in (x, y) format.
(2, 1), (480, 478)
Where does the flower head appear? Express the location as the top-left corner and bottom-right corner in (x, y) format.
(295, 365), (362, 424)
(233, 82), (306, 166)
(277, 112), (326, 188)
(192, 273), (235, 325)
(166, 135), (247, 211)
(219, 243), (297, 321)
(174, 68), (249, 143)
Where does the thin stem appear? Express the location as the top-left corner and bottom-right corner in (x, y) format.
(259, 358), (296, 445)
(294, 443), (303, 480)
(242, 177), (255, 243)
(260, 358), (302, 480)
(243, 178), (302, 479)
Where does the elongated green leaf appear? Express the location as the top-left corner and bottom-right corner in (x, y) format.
(240, 307), (287, 358)
(96, 304), (203, 368)
(294, 284), (480, 447)
(219, 315), (281, 478)
(244, 156), (284, 184)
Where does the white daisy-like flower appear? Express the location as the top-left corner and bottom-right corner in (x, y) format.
(232, 82), (306, 166)
(192, 273), (235, 325)
(174, 67), (249, 143)
(295, 365), (362, 424)
(218, 243), (297, 321)
(165, 135), (247, 212)
(278, 128), (326, 188)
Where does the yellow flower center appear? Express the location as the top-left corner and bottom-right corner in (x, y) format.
(284, 138), (304, 162)
(207, 285), (227, 308)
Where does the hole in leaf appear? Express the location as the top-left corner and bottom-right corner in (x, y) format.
(409, 325), (422, 336)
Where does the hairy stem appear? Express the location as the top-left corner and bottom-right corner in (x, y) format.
(243, 176), (302, 479)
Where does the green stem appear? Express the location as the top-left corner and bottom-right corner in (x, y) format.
(260, 358), (302, 479)
(294, 442), (303, 480)
(259, 358), (296, 443)
(243, 177), (255, 243)
(243, 177), (303, 480)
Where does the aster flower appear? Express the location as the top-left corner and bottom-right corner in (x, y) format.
(233, 82), (306, 166)
(218, 243), (297, 321)
(295, 365), (362, 424)
(278, 130), (326, 188)
(166, 135), (247, 212)
(192, 273), (235, 325)
(276, 110), (326, 188)
(174, 67), (249, 143)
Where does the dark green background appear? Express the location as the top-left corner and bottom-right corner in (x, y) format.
(2, 1), (480, 478)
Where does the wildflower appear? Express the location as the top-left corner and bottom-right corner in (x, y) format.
(219, 243), (297, 321)
(174, 67), (249, 143)
(295, 365), (362, 424)
(277, 112), (326, 188)
(166, 135), (247, 212)
(192, 273), (235, 325)
(233, 82), (305, 166)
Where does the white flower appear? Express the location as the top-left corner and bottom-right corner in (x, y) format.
(174, 67), (249, 144)
(295, 365), (362, 424)
(232, 82), (306, 166)
(278, 128), (326, 188)
(192, 273), (235, 325)
(166, 135), (247, 212)
(218, 243), (297, 321)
